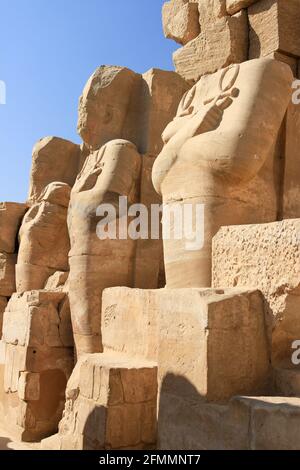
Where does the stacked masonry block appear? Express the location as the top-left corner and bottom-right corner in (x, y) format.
(42, 354), (157, 450)
(163, 1), (300, 82)
(1, 290), (74, 441)
(0, 203), (27, 336)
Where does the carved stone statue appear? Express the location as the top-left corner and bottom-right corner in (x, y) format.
(16, 182), (71, 293)
(152, 58), (293, 288)
(68, 139), (141, 357)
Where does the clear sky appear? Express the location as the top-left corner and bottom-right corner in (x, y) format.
(0, 0), (177, 202)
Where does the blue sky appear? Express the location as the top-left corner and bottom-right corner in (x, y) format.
(0, 0), (177, 202)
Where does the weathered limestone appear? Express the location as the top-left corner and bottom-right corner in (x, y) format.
(44, 271), (68, 292)
(274, 368), (300, 398)
(249, 0), (300, 59)
(158, 395), (300, 450)
(0, 203), (27, 299)
(162, 0), (200, 46)
(68, 140), (141, 356)
(152, 58), (292, 288)
(134, 155), (165, 289)
(0, 297), (7, 338)
(283, 102), (300, 218)
(78, 65), (189, 155)
(0, 253), (17, 297)
(267, 52), (297, 76)
(78, 66), (139, 151)
(212, 219), (300, 366)
(1, 291), (73, 441)
(16, 182), (71, 293)
(41, 354), (157, 450)
(139, 69), (190, 155)
(28, 137), (81, 205)
(2, 0), (300, 452)
(102, 287), (271, 403)
(173, 5), (248, 81)
(0, 202), (28, 253)
(226, 0), (259, 15)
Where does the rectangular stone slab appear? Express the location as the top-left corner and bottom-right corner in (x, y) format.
(102, 287), (270, 402)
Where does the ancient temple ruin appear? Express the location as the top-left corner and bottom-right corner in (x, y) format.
(1, 0), (300, 450)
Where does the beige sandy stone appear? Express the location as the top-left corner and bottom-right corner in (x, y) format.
(158, 394), (300, 450)
(0, 297), (7, 338)
(152, 58), (292, 288)
(212, 219), (300, 366)
(78, 66), (139, 151)
(1, 290), (73, 441)
(267, 52), (297, 76)
(282, 102), (300, 218)
(134, 155), (165, 289)
(226, 0), (259, 15)
(274, 368), (300, 398)
(78, 65), (189, 155)
(102, 287), (271, 402)
(249, 0), (300, 59)
(0, 253), (17, 297)
(68, 139), (141, 356)
(41, 353), (157, 450)
(140, 69), (190, 155)
(235, 396), (300, 450)
(0, 203), (27, 254)
(162, 0), (200, 45)
(16, 182), (71, 293)
(173, 10), (247, 81)
(44, 271), (68, 292)
(28, 137), (80, 205)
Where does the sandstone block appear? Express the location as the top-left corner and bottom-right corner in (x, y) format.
(162, 0), (200, 45)
(1, 290), (74, 441)
(44, 271), (68, 292)
(283, 102), (300, 218)
(17, 182), (70, 293)
(3, 291), (73, 350)
(0, 253), (17, 297)
(0, 202), (27, 253)
(173, 10), (248, 81)
(18, 372), (40, 401)
(78, 66), (140, 151)
(234, 396), (300, 450)
(249, 0), (300, 59)
(134, 155), (164, 289)
(267, 52), (297, 76)
(212, 219), (300, 365)
(78, 65), (189, 156)
(102, 287), (270, 402)
(158, 393), (300, 449)
(42, 353), (157, 450)
(0, 296), (7, 338)
(140, 69), (190, 155)
(226, 0), (259, 15)
(274, 368), (300, 397)
(28, 137), (80, 205)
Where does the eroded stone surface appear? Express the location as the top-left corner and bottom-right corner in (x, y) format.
(1, 291), (73, 441)
(41, 353), (157, 450)
(213, 219), (300, 365)
(102, 287), (271, 403)
(152, 58), (292, 288)
(16, 182), (71, 293)
(162, 0), (200, 45)
(28, 137), (80, 205)
(249, 0), (300, 59)
(226, 0), (259, 15)
(0, 203), (27, 254)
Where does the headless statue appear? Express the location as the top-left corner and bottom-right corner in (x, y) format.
(152, 58), (293, 288)
(68, 139), (141, 357)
